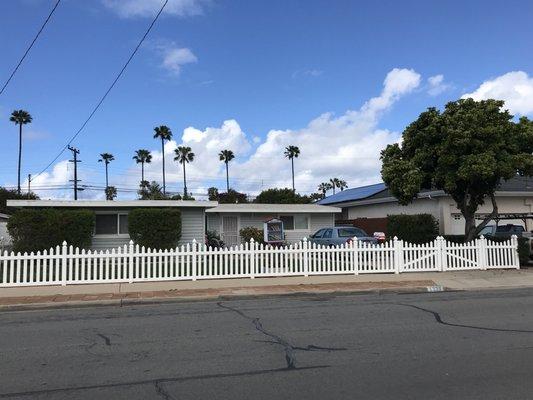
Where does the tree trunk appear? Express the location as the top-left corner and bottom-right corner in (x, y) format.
(226, 162), (229, 192)
(463, 193), (498, 242)
(141, 161), (145, 183)
(183, 162), (187, 197)
(105, 163), (109, 189)
(17, 124), (22, 195)
(161, 139), (166, 195)
(291, 158), (295, 192)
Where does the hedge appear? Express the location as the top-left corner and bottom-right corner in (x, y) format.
(7, 209), (95, 253)
(387, 214), (439, 244)
(128, 208), (181, 249)
(239, 226), (264, 244)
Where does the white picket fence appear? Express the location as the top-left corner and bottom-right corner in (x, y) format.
(0, 236), (519, 287)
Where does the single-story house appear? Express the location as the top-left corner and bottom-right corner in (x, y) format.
(318, 176), (533, 235)
(206, 203), (340, 246)
(6, 200), (217, 250)
(0, 213), (10, 249)
(6, 200), (340, 249)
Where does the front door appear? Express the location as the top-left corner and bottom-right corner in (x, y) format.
(222, 216), (239, 247)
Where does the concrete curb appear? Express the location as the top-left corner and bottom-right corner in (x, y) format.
(0, 285), (442, 312)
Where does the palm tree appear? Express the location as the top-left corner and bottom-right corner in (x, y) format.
(318, 182), (333, 197)
(133, 149), (152, 183)
(329, 178), (340, 195)
(219, 149), (235, 192)
(10, 110), (32, 194)
(153, 125), (173, 195)
(98, 153), (115, 191)
(284, 145), (300, 192)
(338, 179), (348, 191)
(174, 146), (195, 197)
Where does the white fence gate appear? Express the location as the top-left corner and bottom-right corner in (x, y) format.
(0, 236), (519, 287)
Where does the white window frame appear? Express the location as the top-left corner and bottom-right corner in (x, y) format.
(278, 214), (310, 231)
(94, 211), (130, 238)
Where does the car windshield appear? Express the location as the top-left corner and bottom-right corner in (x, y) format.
(496, 225), (524, 232)
(338, 228), (367, 237)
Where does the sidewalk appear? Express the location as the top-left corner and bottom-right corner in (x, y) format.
(1, 269), (532, 309)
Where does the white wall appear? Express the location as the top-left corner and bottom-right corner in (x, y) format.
(347, 198), (441, 221)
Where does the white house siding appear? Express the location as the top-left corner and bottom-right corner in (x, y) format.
(180, 208), (206, 245)
(344, 195), (533, 235)
(91, 207), (206, 250)
(207, 212), (336, 244)
(0, 220), (11, 249)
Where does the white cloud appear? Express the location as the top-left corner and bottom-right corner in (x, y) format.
(31, 68), (421, 198)
(427, 74), (450, 96)
(102, 0), (210, 18)
(462, 71), (533, 115)
(155, 44), (198, 76)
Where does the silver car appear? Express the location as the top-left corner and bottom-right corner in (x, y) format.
(309, 226), (378, 246)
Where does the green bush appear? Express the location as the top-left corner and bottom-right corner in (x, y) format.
(517, 237), (530, 266)
(239, 226), (264, 244)
(128, 208), (181, 249)
(387, 214), (439, 243)
(7, 209), (94, 253)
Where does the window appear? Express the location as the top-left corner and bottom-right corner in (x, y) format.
(95, 214), (129, 235)
(279, 216), (294, 230)
(312, 229), (326, 238)
(294, 215), (309, 230)
(338, 227), (367, 238)
(279, 215), (309, 231)
(323, 229), (333, 239)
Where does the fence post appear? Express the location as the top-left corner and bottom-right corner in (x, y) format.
(61, 241), (68, 286)
(250, 239), (256, 279)
(435, 236), (444, 272)
(511, 235), (520, 269)
(477, 235), (487, 270)
(393, 237), (402, 274)
(192, 239), (197, 281)
(352, 237), (359, 275)
(439, 236), (448, 272)
(128, 240), (134, 283)
(302, 237), (309, 277)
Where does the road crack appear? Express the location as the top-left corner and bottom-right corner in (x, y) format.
(154, 380), (175, 400)
(396, 303), (533, 333)
(217, 302), (345, 369)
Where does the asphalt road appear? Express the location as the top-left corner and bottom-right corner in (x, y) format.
(1, 289), (533, 399)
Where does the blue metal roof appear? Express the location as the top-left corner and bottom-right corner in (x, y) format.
(318, 182), (387, 205)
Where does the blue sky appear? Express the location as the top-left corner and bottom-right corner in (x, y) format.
(1, 0), (532, 199)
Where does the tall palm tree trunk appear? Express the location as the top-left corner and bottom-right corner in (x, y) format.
(105, 163), (109, 188)
(183, 162), (187, 197)
(161, 139), (166, 195)
(141, 161), (145, 182)
(225, 162), (230, 192)
(291, 158), (295, 192)
(17, 124), (22, 194)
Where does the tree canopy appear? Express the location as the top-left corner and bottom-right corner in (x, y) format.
(381, 98), (533, 240)
(253, 188), (310, 204)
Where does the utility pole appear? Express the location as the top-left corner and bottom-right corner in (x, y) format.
(27, 174), (31, 194)
(68, 146), (81, 200)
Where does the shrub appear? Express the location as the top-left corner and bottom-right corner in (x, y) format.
(7, 209), (94, 253)
(239, 226), (264, 244)
(0, 187), (38, 214)
(128, 208), (181, 249)
(387, 214), (439, 243)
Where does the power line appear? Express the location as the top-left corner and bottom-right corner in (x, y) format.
(31, 0), (169, 181)
(0, 0), (62, 96)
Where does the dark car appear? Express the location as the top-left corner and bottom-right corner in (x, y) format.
(309, 226), (378, 246)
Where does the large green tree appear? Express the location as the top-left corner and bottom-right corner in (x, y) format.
(381, 98), (533, 241)
(10, 110), (32, 194)
(254, 188), (310, 204)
